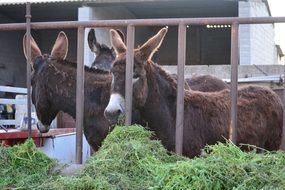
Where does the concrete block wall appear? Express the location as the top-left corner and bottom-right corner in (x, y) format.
(0, 14), (26, 88)
(163, 65), (283, 81)
(239, 0), (275, 65)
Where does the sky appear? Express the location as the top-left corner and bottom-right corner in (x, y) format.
(267, 0), (285, 51)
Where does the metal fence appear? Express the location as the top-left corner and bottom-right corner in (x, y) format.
(0, 2), (285, 164)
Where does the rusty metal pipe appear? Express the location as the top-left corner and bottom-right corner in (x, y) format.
(125, 25), (135, 126)
(25, 2), (32, 137)
(229, 22), (239, 144)
(175, 24), (186, 155)
(75, 27), (85, 164)
(281, 60), (285, 150)
(1, 17), (285, 31)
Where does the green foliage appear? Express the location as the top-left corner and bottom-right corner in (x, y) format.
(0, 139), (56, 190)
(1, 125), (285, 190)
(48, 125), (285, 190)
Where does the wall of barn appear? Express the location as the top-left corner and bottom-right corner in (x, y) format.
(239, 0), (275, 65)
(0, 15), (78, 89)
(79, 6), (232, 66)
(0, 14), (26, 89)
(146, 26), (231, 66)
(35, 29), (77, 62)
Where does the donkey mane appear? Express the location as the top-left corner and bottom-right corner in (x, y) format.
(50, 57), (110, 75)
(145, 60), (196, 97)
(146, 60), (230, 102)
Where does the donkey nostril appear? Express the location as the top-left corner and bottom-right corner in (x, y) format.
(104, 109), (121, 118)
(104, 109), (122, 125)
(116, 110), (121, 115)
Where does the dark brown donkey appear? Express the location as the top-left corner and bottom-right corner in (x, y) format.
(88, 28), (125, 71)
(104, 28), (283, 158)
(23, 31), (116, 151)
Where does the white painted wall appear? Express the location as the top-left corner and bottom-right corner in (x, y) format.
(39, 133), (90, 164)
(239, 0), (275, 65)
(78, 6), (94, 68)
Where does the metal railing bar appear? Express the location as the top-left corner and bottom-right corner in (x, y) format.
(229, 22), (239, 143)
(0, 85), (27, 94)
(175, 23), (186, 155)
(25, 2), (32, 138)
(282, 60), (285, 149)
(75, 27), (85, 164)
(125, 25), (135, 126)
(1, 16), (285, 31)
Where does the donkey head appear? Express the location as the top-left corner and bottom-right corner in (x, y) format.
(88, 28), (125, 71)
(23, 32), (68, 133)
(104, 28), (167, 125)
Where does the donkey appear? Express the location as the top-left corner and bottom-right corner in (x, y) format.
(88, 28), (125, 71)
(89, 28), (229, 92)
(104, 28), (283, 158)
(23, 31), (117, 151)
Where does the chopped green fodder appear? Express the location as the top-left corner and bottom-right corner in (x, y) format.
(1, 125), (285, 190)
(0, 138), (57, 189)
(48, 125), (285, 190)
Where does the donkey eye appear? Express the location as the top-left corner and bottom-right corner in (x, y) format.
(133, 73), (140, 79)
(132, 73), (140, 84)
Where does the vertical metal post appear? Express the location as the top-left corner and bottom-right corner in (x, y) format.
(175, 23), (186, 155)
(25, 2), (32, 137)
(125, 25), (135, 126)
(229, 22), (239, 144)
(75, 27), (85, 164)
(281, 59), (285, 150)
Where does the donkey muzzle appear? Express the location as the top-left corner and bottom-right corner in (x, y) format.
(37, 121), (50, 133)
(104, 109), (122, 125)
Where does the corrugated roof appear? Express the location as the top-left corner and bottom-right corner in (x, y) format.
(0, 0), (87, 5)
(0, 0), (245, 6)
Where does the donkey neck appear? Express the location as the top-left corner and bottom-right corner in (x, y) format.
(45, 60), (111, 120)
(140, 62), (178, 150)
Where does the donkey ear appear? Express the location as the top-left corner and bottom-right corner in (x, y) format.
(116, 29), (125, 43)
(88, 28), (101, 54)
(110, 29), (126, 55)
(23, 34), (42, 62)
(136, 27), (168, 62)
(51, 31), (68, 60)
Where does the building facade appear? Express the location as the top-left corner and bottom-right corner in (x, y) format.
(0, 0), (281, 87)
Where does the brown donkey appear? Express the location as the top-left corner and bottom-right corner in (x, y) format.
(104, 28), (283, 158)
(88, 28), (125, 71)
(22, 31), (117, 151)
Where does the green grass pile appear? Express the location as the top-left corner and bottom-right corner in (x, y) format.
(0, 139), (57, 189)
(1, 125), (285, 190)
(48, 125), (285, 190)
